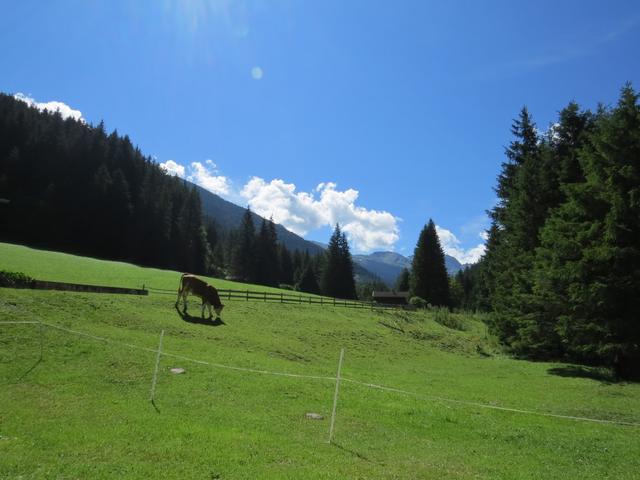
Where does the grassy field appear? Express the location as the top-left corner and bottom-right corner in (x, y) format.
(1, 242), (639, 479)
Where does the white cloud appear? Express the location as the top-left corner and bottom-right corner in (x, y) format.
(436, 225), (486, 264)
(241, 178), (399, 252)
(159, 159), (186, 178)
(158, 158), (231, 196)
(187, 160), (231, 196)
(157, 161), (400, 252)
(14, 93), (84, 122)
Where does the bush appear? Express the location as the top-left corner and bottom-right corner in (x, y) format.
(0, 270), (34, 288)
(409, 296), (428, 308)
(433, 306), (466, 331)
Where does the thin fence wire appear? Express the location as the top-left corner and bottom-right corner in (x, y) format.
(1, 320), (639, 428)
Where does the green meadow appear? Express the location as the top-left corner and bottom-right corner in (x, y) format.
(1, 242), (639, 479)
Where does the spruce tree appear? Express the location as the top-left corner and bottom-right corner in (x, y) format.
(533, 85), (640, 376)
(230, 207), (256, 282)
(410, 219), (450, 306)
(296, 263), (320, 294)
(321, 224), (357, 299)
(255, 217), (279, 286)
(395, 268), (410, 291)
(278, 244), (294, 285)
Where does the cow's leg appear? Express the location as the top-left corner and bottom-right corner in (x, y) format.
(182, 291), (189, 312)
(201, 300), (206, 318)
(175, 286), (182, 307)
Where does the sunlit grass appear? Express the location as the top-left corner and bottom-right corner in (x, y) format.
(1, 242), (639, 479)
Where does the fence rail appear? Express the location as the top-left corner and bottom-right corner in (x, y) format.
(145, 285), (404, 310)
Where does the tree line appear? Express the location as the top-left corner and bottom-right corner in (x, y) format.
(0, 93), (211, 274)
(460, 84), (639, 377)
(0, 93), (358, 299)
(394, 85), (639, 377)
(209, 213), (358, 299)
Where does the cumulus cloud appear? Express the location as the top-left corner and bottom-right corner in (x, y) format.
(241, 178), (399, 252)
(436, 225), (486, 264)
(158, 159), (231, 196)
(187, 160), (231, 196)
(159, 159), (186, 178)
(14, 93), (84, 122)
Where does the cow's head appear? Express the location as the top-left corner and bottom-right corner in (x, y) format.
(205, 285), (224, 316)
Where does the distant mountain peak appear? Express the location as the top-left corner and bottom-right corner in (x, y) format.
(352, 250), (463, 286)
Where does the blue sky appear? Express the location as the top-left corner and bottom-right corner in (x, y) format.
(2, 1), (639, 261)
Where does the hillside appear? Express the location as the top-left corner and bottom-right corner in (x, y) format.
(194, 184), (324, 255)
(1, 242), (639, 479)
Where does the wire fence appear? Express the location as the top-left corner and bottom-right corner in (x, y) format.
(146, 285), (406, 311)
(2, 320), (639, 429)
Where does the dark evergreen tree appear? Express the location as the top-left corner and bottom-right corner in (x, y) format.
(357, 278), (388, 301)
(255, 217), (279, 286)
(278, 244), (294, 285)
(292, 249), (303, 283)
(230, 207), (256, 282)
(533, 85), (640, 376)
(296, 263), (320, 294)
(0, 93), (209, 274)
(410, 219), (450, 306)
(320, 224), (357, 299)
(395, 268), (410, 291)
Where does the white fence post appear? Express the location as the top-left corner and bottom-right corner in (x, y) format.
(38, 320), (44, 362)
(149, 330), (165, 407)
(328, 348), (345, 444)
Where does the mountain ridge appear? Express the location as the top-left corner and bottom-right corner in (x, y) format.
(353, 251), (464, 286)
(193, 183), (325, 256)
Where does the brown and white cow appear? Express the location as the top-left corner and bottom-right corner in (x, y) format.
(175, 273), (224, 318)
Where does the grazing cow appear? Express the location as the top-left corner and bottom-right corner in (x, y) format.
(176, 273), (224, 318)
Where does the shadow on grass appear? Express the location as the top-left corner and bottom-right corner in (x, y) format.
(547, 365), (620, 384)
(174, 305), (225, 327)
(2, 356), (42, 385)
(331, 442), (377, 464)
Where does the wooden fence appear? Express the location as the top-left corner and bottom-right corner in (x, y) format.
(147, 286), (404, 310)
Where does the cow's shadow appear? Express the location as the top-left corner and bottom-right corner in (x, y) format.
(174, 305), (225, 327)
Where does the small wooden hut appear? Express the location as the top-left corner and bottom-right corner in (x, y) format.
(372, 290), (409, 305)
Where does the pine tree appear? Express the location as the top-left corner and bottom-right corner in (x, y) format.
(255, 217), (279, 286)
(278, 244), (294, 285)
(230, 207), (256, 282)
(321, 224), (357, 299)
(395, 268), (410, 291)
(410, 219), (450, 306)
(295, 263), (319, 294)
(533, 85), (640, 376)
